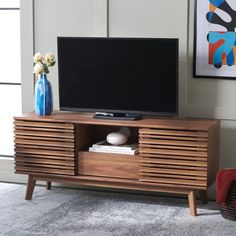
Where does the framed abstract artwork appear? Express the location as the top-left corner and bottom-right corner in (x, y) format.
(194, 0), (236, 78)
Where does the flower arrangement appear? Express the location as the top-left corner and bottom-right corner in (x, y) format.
(33, 52), (56, 76)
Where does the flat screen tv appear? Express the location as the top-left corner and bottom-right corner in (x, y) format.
(57, 37), (179, 119)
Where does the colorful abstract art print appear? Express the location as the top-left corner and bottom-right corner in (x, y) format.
(194, 0), (236, 78)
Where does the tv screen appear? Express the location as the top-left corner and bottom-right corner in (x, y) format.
(57, 37), (178, 117)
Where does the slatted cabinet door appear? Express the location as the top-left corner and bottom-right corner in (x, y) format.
(139, 128), (208, 189)
(14, 119), (76, 176)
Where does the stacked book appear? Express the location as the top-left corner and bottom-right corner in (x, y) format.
(89, 140), (139, 155)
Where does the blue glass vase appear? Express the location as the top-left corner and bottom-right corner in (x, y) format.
(34, 74), (53, 116)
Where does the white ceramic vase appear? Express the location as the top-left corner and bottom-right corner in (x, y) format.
(106, 132), (128, 145)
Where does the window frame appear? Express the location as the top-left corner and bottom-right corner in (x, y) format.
(0, 4), (21, 157)
(0, 6), (21, 86)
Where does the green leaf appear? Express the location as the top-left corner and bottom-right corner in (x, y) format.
(49, 61), (56, 67)
(43, 64), (49, 74)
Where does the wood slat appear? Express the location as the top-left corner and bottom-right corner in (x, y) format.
(15, 166), (74, 175)
(140, 172), (206, 181)
(14, 120), (74, 129)
(15, 153), (74, 161)
(139, 129), (208, 137)
(139, 144), (207, 152)
(139, 167), (207, 177)
(139, 138), (207, 147)
(15, 162), (74, 170)
(140, 163), (207, 171)
(15, 138), (74, 148)
(14, 135), (74, 142)
(139, 134), (207, 142)
(15, 157), (74, 166)
(15, 148), (74, 157)
(15, 144), (74, 152)
(14, 130), (74, 138)
(139, 148), (207, 157)
(140, 153), (207, 161)
(139, 158), (207, 167)
(14, 126), (74, 133)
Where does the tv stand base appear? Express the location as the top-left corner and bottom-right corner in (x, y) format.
(24, 174), (202, 216)
(14, 112), (220, 217)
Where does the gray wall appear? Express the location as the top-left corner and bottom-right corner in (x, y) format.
(18, 0), (236, 198)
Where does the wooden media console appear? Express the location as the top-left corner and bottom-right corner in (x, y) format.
(13, 112), (220, 216)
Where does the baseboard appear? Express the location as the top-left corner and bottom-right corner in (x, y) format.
(0, 157), (27, 183)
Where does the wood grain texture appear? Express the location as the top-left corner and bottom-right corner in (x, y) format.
(188, 190), (197, 216)
(25, 175), (36, 200)
(15, 111), (219, 130)
(78, 151), (139, 179)
(139, 127), (210, 189)
(14, 119), (76, 176)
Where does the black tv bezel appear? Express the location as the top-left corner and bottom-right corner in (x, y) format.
(57, 37), (179, 117)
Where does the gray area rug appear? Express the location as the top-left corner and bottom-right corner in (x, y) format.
(0, 182), (235, 236)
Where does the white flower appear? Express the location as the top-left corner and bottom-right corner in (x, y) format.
(44, 52), (55, 63)
(33, 63), (44, 75)
(33, 52), (44, 63)
(33, 51), (56, 76)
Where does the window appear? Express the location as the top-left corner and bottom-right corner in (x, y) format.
(0, 0), (21, 157)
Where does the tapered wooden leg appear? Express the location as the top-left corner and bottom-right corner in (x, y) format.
(46, 181), (51, 190)
(188, 190), (197, 216)
(25, 175), (36, 200)
(199, 190), (208, 204)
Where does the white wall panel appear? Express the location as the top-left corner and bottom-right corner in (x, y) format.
(220, 120), (236, 168)
(109, 0), (188, 116)
(109, 0), (188, 58)
(110, 0), (173, 37)
(0, 85), (21, 156)
(33, 0), (107, 110)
